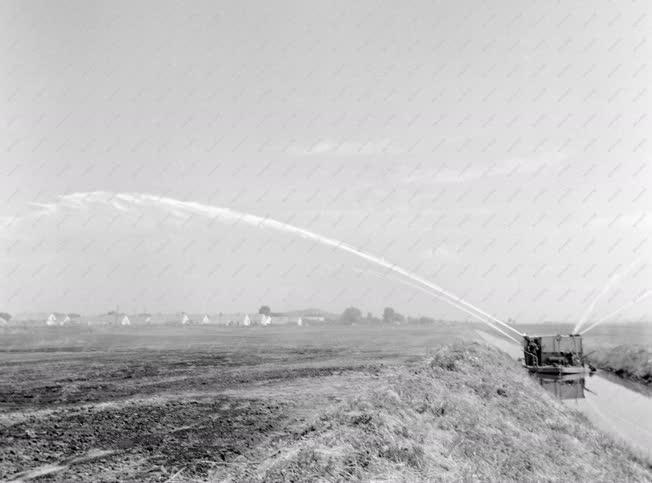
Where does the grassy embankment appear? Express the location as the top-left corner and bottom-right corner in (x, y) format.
(211, 343), (651, 482)
(588, 345), (651, 385)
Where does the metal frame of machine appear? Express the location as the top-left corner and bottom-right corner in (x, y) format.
(522, 333), (589, 375)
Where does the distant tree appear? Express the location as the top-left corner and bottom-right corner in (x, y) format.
(383, 307), (404, 324)
(383, 307), (395, 324)
(363, 312), (382, 324)
(258, 305), (271, 316)
(340, 307), (362, 324)
(0, 312), (11, 321)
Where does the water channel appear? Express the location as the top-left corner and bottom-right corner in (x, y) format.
(476, 330), (652, 460)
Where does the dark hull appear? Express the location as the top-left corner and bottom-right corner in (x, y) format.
(524, 365), (588, 375)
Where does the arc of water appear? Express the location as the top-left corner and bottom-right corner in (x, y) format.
(362, 268), (521, 344)
(580, 290), (652, 335)
(128, 194), (523, 337)
(574, 259), (640, 333)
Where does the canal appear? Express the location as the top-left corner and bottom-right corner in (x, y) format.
(476, 330), (652, 460)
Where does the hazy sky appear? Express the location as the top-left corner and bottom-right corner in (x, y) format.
(1, 1), (650, 323)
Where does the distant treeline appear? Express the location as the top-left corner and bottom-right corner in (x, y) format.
(337, 306), (443, 325)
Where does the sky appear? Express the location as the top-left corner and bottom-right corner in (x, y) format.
(0, 0), (650, 324)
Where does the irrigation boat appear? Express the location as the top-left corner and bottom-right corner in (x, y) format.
(522, 334), (593, 375)
(535, 373), (587, 400)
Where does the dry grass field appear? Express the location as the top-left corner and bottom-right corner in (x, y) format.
(0, 324), (650, 481)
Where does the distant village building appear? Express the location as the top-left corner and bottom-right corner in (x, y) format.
(86, 313), (121, 326)
(0, 316), (8, 326)
(254, 314), (272, 326)
(57, 311), (326, 328)
(260, 315), (303, 325)
(303, 315), (325, 322)
(218, 313), (244, 326)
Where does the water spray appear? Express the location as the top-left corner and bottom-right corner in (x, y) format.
(125, 193), (524, 338)
(580, 290), (652, 335)
(362, 268), (521, 344)
(573, 259), (640, 334)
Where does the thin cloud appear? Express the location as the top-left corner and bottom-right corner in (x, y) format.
(587, 212), (651, 230)
(401, 151), (569, 185)
(287, 138), (395, 156)
(420, 245), (457, 261)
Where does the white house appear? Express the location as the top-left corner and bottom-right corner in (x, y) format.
(121, 315), (131, 326)
(303, 315), (325, 322)
(242, 314), (251, 326)
(252, 314), (272, 326)
(46, 313), (57, 326)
